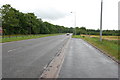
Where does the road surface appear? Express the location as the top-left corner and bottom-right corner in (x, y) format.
(59, 38), (118, 78)
(0, 43), (2, 79)
(2, 35), (69, 78)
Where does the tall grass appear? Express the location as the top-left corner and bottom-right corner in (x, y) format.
(1, 34), (65, 43)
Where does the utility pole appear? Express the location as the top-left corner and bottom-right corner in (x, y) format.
(71, 12), (76, 35)
(74, 12), (76, 35)
(100, 0), (103, 41)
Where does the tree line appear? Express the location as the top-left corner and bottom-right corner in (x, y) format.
(74, 27), (120, 36)
(0, 4), (119, 36)
(0, 4), (68, 35)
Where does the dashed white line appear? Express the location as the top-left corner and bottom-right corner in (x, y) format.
(8, 49), (17, 52)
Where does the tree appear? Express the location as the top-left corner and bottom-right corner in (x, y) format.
(1, 4), (19, 35)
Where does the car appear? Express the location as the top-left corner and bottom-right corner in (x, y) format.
(66, 33), (69, 36)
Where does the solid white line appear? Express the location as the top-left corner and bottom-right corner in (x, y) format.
(56, 37), (70, 78)
(83, 42), (95, 50)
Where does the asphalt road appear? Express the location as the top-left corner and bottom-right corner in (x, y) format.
(0, 43), (2, 79)
(59, 38), (118, 78)
(2, 35), (69, 78)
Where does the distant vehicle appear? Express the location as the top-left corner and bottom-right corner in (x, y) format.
(66, 33), (69, 36)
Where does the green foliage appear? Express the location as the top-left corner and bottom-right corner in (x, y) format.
(1, 4), (68, 35)
(2, 34), (65, 43)
(74, 26), (119, 36)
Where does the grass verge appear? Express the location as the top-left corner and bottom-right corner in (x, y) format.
(1, 34), (65, 43)
(72, 35), (119, 60)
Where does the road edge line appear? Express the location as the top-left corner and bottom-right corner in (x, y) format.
(81, 38), (119, 64)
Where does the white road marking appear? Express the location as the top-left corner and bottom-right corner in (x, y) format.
(8, 48), (17, 52)
(83, 42), (95, 50)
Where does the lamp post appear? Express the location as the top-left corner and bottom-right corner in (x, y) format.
(71, 12), (76, 35)
(100, 0), (103, 41)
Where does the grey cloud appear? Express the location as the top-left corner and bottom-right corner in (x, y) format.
(34, 8), (68, 20)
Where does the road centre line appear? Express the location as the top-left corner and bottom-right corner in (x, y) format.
(8, 49), (17, 52)
(7, 47), (22, 52)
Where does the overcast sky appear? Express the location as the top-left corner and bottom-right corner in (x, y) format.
(0, 0), (119, 30)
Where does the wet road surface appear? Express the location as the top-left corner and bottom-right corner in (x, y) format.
(59, 38), (118, 78)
